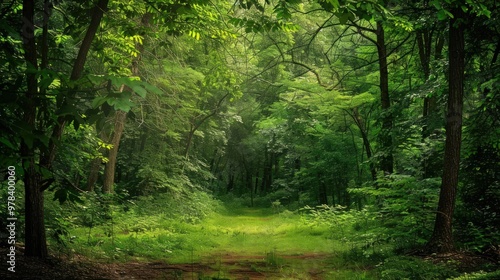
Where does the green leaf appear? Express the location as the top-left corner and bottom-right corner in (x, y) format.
(143, 82), (163, 95)
(0, 137), (16, 150)
(108, 98), (135, 112)
(92, 96), (108, 108)
(132, 85), (147, 98)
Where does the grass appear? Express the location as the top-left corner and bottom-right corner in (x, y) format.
(191, 207), (341, 256)
(62, 203), (378, 279)
(39, 185), (500, 280)
(58, 200), (494, 280)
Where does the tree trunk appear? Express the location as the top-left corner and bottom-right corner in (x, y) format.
(227, 164), (235, 192)
(21, 0), (48, 258)
(23, 163), (48, 258)
(19, 0), (109, 258)
(103, 110), (127, 193)
(101, 11), (149, 192)
(352, 108), (377, 180)
(254, 170), (260, 194)
(87, 129), (110, 191)
(87, 158), (101, 192)
(246, 169), (254, 207)
(261, 147), (268, 192)
(427, 8), (465, 253)
(318, 180), (328, 205)
(376, 22), (393, 175)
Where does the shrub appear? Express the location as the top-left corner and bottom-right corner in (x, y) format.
(378, 256), (459, 280)
(449, 270), (500, 280)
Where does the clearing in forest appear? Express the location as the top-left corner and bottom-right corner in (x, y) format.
(67, 206), (375, 279)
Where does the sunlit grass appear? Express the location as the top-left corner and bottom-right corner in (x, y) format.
(69, 207), (344, 259)
(65, 205), (377, 279)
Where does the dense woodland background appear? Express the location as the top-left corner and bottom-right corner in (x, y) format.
(1, 0), (499, 279)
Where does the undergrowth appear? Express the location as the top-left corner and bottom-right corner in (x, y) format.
(43, 190), (498, 279)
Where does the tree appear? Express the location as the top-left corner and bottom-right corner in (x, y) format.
(14, 0), (109, 258)
(426, 6), (465, 253)
(426, 0), (493, 253)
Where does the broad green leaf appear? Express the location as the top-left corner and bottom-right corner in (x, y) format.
(132, 85), (147, 98)
(92, 96), (108, 108)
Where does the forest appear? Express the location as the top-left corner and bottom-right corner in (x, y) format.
(0, 0), (499, 279)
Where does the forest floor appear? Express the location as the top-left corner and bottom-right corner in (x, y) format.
(2, 207), (371, 279)
(0, 246), (338, 279)
(1, 207), (497, 279)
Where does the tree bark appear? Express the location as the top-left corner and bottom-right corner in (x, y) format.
(318, 180), (328, 205)
(21, 0), (108, 258)
(427, 8), (465, 253)
(102, 110), (127, 193)
(87, 157), (101, 192)
(376, 21), (393, 175)
(21, 0), (48, 258)
(101, 12), (150, 192)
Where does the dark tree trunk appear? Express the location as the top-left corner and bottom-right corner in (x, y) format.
(416, 29), (432, 80)
(427, 8), (465, 253)
(318, 181), (328, 205)
(87, 130), (109, 191)
(261, 146), (273, 193)
(21, 0), (48, 258)
(227, 164), (235, 192)
(246, 170), (254, 207)
(376, 22), (393, 175)
(254, 170), (259, 194)
(19, 0), (108, 258)
(70, 0), (109, 81)
(331, 179), (336, 205)
(23, 164), (48, 258)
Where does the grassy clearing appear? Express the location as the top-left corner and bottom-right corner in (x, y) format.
(68, 207), (343, 261)
(59, 202), (378, 279)
(50, 196), (496, 280)
(192, 208), (342, 256)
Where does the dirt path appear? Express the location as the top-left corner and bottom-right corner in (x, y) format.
(96, 252), (332, 279)
(1, 246), (333, 279)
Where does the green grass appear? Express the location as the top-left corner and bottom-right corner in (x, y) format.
(63, 203), (485, 280)
(190, 207), (342, 257)
(47, 192), (497, 279)
(106, 207), (340, 262)
(63, 204), (379, 279)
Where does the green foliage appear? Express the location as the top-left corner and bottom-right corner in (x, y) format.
(377, 256), (459, 280)
(299, 203), (392, 264)
(456, 78), (500, 252)
(2, 0), (499, 276)
(449, 270), (500, 280)
(350, 175), (440, 250)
